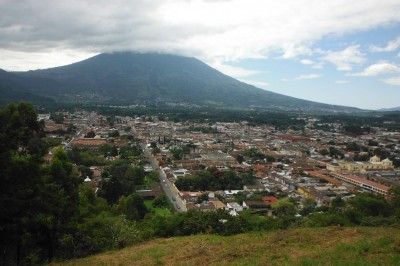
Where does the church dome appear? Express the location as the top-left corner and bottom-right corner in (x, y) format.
(382, 158), (393, 166)
(370, 155), (380, 163)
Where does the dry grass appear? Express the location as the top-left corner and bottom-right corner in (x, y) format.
(50, 227), (400, 266)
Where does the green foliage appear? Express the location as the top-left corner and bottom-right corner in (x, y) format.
(169, 147), (183, 160)
(348, 193), (391, 217)
(244, 148), (266, 160)
(108, 130), (120, 138)
(50, 112), (64, 123)
(300, 198), (317, 216)
(152, 195), (171, 208)
(115, 194), (149, 221)
(272, 198), (298, 219)
(0, 102), (47, 265)
(319, 149), (329, 156)
(368, 139), (379, 146)
(98, 160), (145, 204)
(0, 102), (43, 152)
(186, 126), (219, 133)
(79, 165), (93, 179)
(304, 212), (351, 227)
(84, 130), (96, 138)
(329, 146), (344, 158)
(175, 169), (256, 191)
(346, 142), (361, 152)
(152, 146), (161, 155)
(196, 193), (209, 204)
(237, 154), (244, 164)
(68, 147), (105, 166)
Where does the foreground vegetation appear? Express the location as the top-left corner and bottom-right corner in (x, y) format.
(50, 226), (400, 266)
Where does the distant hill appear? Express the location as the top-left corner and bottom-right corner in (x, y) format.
(4, 52), (359, 112)
(50, 227), (400, 266)
(378, 106), (400, 112)
(0, 69), (55, 106)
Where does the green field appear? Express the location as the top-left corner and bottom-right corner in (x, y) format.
(50, 226), (400, 266)
(144, 199), (173, 216)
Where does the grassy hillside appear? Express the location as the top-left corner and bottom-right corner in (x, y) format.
(51, 226), (400, 266)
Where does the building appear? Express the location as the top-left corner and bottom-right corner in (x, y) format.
(72, 138), (107, 153)
(329, 172), (390, 195)
(327, 156), (394, 173)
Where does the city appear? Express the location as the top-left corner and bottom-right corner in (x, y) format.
(42, 110), (399, 216)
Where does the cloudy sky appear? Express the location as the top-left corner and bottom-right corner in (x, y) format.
(1, 0), (400, 110)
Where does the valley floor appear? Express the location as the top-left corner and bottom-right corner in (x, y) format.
(50, 226), (400, 266)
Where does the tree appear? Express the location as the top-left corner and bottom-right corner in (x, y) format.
(346, 142), (361, 152)
(388, 186), (400, 220)
(0, 102), (45, 265)
(170, 147), (183, 160)
(79, 165), (93, 179)
(319, 149), (329, 156)
(85, 131), (96, 138)
(272, 198), (298, 219)
(152, 146), (161, 155)
(331, 196), (345, 211)
(99, 143), (113, 156)
(348, 193), (390, 217)
(50, 112), (64, 124)
(153, 195), (170, 208)
(196, 193), (209, 204)
(39, 147), (81, 261)
(237, 154), (244, 164)
(116, 194), (148, 221)
(108, 130), (120, 138)
(300, 198), (317, 216)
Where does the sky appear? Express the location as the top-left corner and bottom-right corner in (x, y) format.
(1, 0), (400, 110)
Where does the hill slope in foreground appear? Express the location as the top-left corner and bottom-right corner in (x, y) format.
(52, 227), (400, 266)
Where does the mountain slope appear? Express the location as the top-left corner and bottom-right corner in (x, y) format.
(9, 52), (357, 111)
(0, 69), (55, 106)
(378, 106), (400, 112)
(51, 227), (400, 266)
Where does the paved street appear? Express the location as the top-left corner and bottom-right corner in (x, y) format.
(132, 126), (187, 212)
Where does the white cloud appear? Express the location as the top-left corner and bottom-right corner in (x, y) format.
(295, 74), (322, 80)
(281, 78), (290, 82)
(1, 0), (400, 70)
(382, 76), (400, 85)
(322, 45), (366, 71)
(336, 80), (350, 84)
(211, 61), (261, 78)
(349, 62), (400, 76)
(370, 36), (400, 52)
(281, 44), (312, 59)
(300, 58), (324, 69)
(300, 59), (315, 65)
(240, 79), (270, 89)
(0, 49), (97, 71)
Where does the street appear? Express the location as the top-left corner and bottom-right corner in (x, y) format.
(130, 124), (187, 212)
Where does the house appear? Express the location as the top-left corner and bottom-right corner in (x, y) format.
(262, 196), (278, 206)
(242, 200), (274, 216)
(243, 184), (266, 192)
(72, 138), (107, 153)
(226, 202), (243, 216)
(172, 169), (190, 179)
(136, 184), (163, 199)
